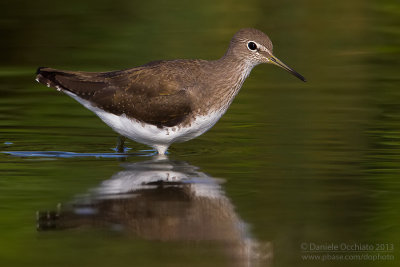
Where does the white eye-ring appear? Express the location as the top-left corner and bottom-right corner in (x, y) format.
(247, 41), (257, 51)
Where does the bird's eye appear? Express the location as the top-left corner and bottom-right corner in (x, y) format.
(247, 41), (257, 51)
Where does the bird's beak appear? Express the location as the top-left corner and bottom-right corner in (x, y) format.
(266, 53), (306, 82)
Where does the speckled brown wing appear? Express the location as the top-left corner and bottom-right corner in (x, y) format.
(36, 63), (193, 128)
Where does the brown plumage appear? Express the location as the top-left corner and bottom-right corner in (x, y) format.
(36, 61), (198, 128)
(36, 28), (305, 154)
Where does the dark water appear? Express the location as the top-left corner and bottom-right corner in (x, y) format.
(1, 0), (399, 266)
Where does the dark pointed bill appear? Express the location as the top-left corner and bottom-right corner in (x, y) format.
(269, 55), (306, 82)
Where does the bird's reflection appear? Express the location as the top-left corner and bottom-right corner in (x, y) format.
(37, 156), (272, 266)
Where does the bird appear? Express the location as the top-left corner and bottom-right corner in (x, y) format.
(36, 28), (306, 154)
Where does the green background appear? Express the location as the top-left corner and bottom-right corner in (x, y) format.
(0, 0), (399, 266)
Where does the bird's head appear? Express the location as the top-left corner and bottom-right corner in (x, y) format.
(228, 28), (306, 82)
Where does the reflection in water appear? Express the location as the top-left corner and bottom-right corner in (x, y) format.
(37, 157), (272, 266)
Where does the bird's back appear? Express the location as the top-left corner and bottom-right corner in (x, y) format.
(36, 60), (211, 128)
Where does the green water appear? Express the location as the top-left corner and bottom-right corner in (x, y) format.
(1, 0), (399, 266)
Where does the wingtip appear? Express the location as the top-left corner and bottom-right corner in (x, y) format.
(36, 66), (48, 75)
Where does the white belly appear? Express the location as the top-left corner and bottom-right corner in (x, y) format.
(65, 91), (225, 153)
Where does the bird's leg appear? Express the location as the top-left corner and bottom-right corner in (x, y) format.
(153, 144), (169, 155)
(116, 135), (126, 153)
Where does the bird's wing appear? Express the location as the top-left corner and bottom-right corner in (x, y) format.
(36, 63), (193, 128)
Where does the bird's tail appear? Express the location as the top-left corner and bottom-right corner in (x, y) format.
(35, 67), (107, 97)
(35, 67), (67, 91)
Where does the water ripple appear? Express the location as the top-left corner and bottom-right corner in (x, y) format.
(1, 150), (156, 158)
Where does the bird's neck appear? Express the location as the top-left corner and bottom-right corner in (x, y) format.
(203, 54), (256, 112)
(217, 52), (256, 81)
